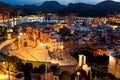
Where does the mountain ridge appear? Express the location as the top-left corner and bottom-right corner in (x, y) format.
(1, 0), (120, 17)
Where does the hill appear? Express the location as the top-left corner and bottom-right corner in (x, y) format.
(1, 0), (120, 17)
(0, 2), (16, 15)
(39, 1), (65, 13)
(19, 1), (65, 13)
(61, 0), (120, 17)
(95, 0), (120, 14)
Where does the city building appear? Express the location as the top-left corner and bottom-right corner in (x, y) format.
(108, 53), (120, 78)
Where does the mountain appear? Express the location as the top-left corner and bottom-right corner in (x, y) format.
(95, 0), (120, 14)
(60, 3), (95, 16)
(62, 3), (94, 13)
(39, 1), (65, 13)
(0, 2), (16, 14)
(60, 0), (120, 17)
(1, 0), (120, 17)
(19, 4), (39, 12)
(19, 1), (65, 13)
(0, 1), (40, 17)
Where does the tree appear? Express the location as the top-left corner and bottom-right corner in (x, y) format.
(50, 65), (60, 75)
(107, 73), (115, 80)
(38, 64), (46, 74)
(59, 71), (72, 80)
(102, 76), (111, 80)
(3, 56), (24, 73)
(24, 63), (33, 80)
(59, 26), (71, 36)
(16, 60), (24, 71)
(32, 67), (39, 73)
(0, 26), (7, 36)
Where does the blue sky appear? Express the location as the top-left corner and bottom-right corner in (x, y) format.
(0, 0), (120, 5)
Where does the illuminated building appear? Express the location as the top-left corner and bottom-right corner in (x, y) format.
(108, 53), (120, 78)
(78, 55), (91, 75)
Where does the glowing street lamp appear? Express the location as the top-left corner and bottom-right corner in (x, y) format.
(40, 43), (49, 80)
(19, 32), (23, 36)
(109, 55), (114, 61)
(77, 72), (80, 80)
(2, 61), (5, 65)
(60, 45), (64, 50)
(2, 61), (6, 70)
(18, 36), (20, 39)
(60, 45), (64, 59)
(60, 45), (64, 53)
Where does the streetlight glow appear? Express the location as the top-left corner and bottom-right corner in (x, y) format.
(77, 72), (80, 76)
(18, 36), (20, 39)
(60, 45), (64, 49)
(19, 32), (23, 35)
(2, 61), (5, 65)
(110, 55), (114, 61)
(77, 72), (80, 80)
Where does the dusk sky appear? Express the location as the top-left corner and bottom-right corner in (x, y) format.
(0, 0), (120, 5)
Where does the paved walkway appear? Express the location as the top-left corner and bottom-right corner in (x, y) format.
(0, 38), (16, 50)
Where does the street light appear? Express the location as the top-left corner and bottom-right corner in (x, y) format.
(60, 45), (64, 50)
(45, 56), (47, 80)
(45, 44), (47, 80)
(60, 45), (64, 59)
(45, 44), (50, 80)
(40, 43), (48, 80)
(18, 35), (21, 49)
(77, 72), (80, 80)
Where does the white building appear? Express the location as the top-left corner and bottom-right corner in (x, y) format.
(49, 40), (63, 52)
(49, 32), (63, 52)
(108, 53), (120, 78)
(78, 55), (91, 75)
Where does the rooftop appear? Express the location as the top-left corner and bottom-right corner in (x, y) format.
(112, 53), (120, 59)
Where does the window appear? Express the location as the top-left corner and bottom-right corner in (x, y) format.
(24, 42), (27, 47)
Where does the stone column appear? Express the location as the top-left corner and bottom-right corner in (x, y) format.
(78, 55), (86, 67)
